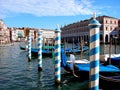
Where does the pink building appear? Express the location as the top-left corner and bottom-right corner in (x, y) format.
(0, 19), (10, 44)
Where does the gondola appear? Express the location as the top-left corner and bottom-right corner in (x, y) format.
(19, 45), (54, 56)
(100, 54), (120, 68)
(61, 52), (120, 89)
(31, 48), (53, 56)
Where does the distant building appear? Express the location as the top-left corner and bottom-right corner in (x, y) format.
(9, 28), (25, 42)
(61, 15), (119, 44)
(0, 19), (56, 43)
(0, 20), (56, 45)
(40, 29), (55, 45)
(0, 19), (10, 44)
(9, 27), (55, 44)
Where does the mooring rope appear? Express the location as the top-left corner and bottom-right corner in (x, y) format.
(99, 74), (120, 83)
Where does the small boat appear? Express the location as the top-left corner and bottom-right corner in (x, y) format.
(100, 54), (120, 62)
(20, 45), (28, 50)
(102, 56), (120, 68)
(110, 56), (120, 65)
(31, 48), (53, 56)
(100, 54), (120, 69)
(61, 52), (120, 88)
(100, 41), (120, 69)
(20, 45), (54, 56)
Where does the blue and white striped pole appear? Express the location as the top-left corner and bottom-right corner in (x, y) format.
(38, 31), (42, 71)
(28, 31), (31, 61)
(89, 13), (101, 90)
(54, 25), (61, 85)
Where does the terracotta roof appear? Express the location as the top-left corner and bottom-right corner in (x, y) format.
(97, 15), (119, 19)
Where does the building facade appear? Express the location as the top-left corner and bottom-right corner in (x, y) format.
(9, 27), (55, 44)
(0, 19), (10, 44)
(0, 19), (56, 44)
(61, 16), (119, 44)
(35, 29), (55, 45)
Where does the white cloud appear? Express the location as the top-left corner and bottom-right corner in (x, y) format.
(0, 0), (102, 18)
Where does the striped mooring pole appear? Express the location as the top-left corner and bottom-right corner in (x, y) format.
(54, 25), (61, 85)
(89, 13), (101, 90)
(28, 31), (31, 61)
(38, 31), (42, 71)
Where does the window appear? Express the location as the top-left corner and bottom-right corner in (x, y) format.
(110, 21), (112, 24)
(106, 20), (107, 23)
(110, 27), (112, 30)
(106, 27), (108, 30)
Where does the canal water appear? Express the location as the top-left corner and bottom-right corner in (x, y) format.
(0, 42), (120, 90)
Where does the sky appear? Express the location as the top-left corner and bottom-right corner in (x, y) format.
(0, 0), (120, 30)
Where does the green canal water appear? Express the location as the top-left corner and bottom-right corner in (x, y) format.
(0, 42), (120, 90)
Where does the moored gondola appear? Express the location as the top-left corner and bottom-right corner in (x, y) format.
(61, 52), (120, 88)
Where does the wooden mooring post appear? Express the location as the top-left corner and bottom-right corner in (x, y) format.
(89, 13), (101, 90)
(38, 31), (42, 71)
(54, 25), (61, 85)
(28, 31), (31, 61)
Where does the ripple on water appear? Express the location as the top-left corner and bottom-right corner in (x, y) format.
(1, 42), (120, 90)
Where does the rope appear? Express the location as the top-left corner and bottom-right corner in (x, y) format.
(99, 74), (120, 83)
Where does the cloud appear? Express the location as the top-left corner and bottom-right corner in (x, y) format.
(0, 0), (102, 18)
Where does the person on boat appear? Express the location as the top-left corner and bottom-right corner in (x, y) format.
(70, 54), (75, 70)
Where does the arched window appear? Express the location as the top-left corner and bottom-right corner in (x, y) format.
(105, 35), (108, 43)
